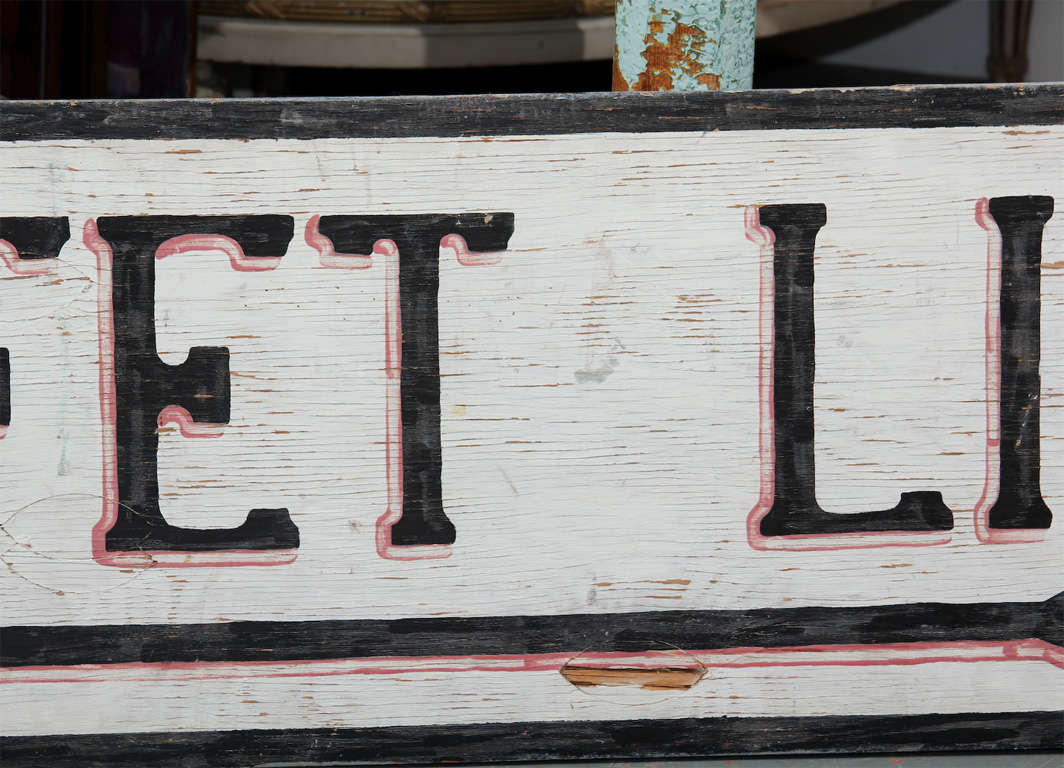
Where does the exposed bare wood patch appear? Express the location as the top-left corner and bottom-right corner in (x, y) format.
(561, 664), (706, 690)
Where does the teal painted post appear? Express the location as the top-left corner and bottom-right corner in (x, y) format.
(613, 0), (757, 91)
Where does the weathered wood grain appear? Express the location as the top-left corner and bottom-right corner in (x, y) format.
(0, 86), (1062, 763)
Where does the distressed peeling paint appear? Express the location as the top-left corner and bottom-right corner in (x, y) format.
(614, 0), (756, 91)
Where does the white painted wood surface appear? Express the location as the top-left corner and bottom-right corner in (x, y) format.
(1, 126), (1061, 737)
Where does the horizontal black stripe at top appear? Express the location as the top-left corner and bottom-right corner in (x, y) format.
(0, 84), (1061, 141)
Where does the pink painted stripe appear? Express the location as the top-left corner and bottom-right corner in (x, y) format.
(4, 639), (1061, 685)
(156, 234), (281, 272)
(441, 233), (502, 266)
(83, 219), (119, 568)
(157, 405), (225, 438)
(305, 215), (373, 269)
(0, 238), (56, 276)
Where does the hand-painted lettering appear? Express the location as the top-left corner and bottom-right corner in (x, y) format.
(747, 204), (954, 549)
(975, 195), (1056, 542)
(3, 206), (1055, 561)
(309, 213), (514, 559)
(0, 216), (68, 275)
(0, 217), (70, 434)
(86, 216), (300, 567)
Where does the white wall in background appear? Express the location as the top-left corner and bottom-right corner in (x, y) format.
(823, 0), (1063, 82)
(1027, 0), (1064, 81)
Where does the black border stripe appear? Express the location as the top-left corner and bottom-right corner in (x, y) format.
(1, 712), (1060, 767)
(1, 85), (1062, 141)
(4, 593), (1060, 667)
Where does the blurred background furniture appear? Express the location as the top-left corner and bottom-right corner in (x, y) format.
(194, 0), (911, 71)
(2, 1), (1061, 99)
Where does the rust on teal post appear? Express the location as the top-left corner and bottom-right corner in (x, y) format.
(613, 0), (757, 91)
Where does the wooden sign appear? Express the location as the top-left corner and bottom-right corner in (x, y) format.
(1, 85), (1062, 765)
